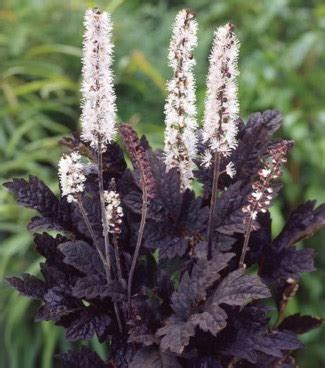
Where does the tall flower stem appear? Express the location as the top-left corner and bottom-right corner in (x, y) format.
(97, 142), (123, 333)
(239, 217), (253, 269)
(97, 142), (112, 281)
(207, 151), (221, 260)
(113, 235), (125, 328)
(127, 185), (148, 315)
(113, 235), (123, 284)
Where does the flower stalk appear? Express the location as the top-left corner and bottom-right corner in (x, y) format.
(239, 140), (292, 268)
(203, 24), (240, 258)
(119, 124), (155, 315)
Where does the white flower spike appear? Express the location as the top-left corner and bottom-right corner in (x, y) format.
(103, 190), (124, 235)
(202, 23), (240, 174)
(164, 9), (198, 191)
(81, 8), (117, 151)
(58, 152), (86, 203)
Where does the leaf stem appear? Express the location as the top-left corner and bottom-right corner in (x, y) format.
(207, 151), (221, 260)
(127, 185), (148, 316)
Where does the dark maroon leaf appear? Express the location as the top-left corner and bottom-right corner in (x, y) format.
(3, 176), (59, 218)
(171, 252), (234, 317)
(129, 346), (182, 368)
(7, 273), (47, 300)
(157, 317), (195, 354)
(59, 240), (105, 276)
(34, 233), (67, 260)
(57, 346), (106, 368)
(212, 270), (271, 306)
(273, 201), (325, 250)
(63, 308), (112, 341)
(278, 314), (323, 335)
(28, 216), (66, 232)
(189, 306), (227, 336)
(261, 247), (315, 283)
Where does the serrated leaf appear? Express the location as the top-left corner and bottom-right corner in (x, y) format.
(129, 347), (182, 368)
(34, 233), (67, 260)
(261, 247), (316, 283)
(273, 201), (325, 250)
(72, 275), (126, 301)
(3, 175), (59, 218)
(189, 307), (227, 336)
(59, 240), (105, 276)
(212, 269), (271, 306)
(171, 252), (234, 317)
(72, 274), (108, 299)
(63, 309), (112, 341)
(35, 286), (80, 322)
(7, 273), (47, 300)
(157, 318), (195, 354)
(28, 216), (66, 232)
(57, 346), (106, 368)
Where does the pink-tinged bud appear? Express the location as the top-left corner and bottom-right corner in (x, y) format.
(241, 140), (292, 223)
(119, 124), (156, 199)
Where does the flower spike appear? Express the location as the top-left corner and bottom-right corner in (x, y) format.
(202, 23), (240, 174)
(164, 9), (198, 191)
(80, 8), (117, 151)
(58, 151), (86, 203)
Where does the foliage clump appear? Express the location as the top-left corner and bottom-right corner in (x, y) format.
(4, 7), (324, 368)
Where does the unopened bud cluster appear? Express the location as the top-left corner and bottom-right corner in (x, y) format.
(164, 9), (198, 191)
(119, 124), (156, 199)
(242, 141), (291, 221)
(201, 23), (240, 174)
(58, 152), (86, 203)
(103, 190), (123, 235)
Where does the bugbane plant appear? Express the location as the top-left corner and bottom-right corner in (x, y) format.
(4, 8), (324, 368)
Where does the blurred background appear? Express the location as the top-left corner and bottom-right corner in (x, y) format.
(0, 0), (324, 367)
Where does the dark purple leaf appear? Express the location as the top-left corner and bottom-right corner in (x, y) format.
(171, 252), (234, 317)
(7, 273), (47, 300)
(189, 306), (227, 336)
(35, 286), (80, 322)
(57, 346), (106, 368)
(212, 270), (271, 306)
(63, 308), (112, 341)
(3, 176), (59, 218)
(59, 240), (105, 276)
(157, 317), (195, 354)
(273, 201), (325, 250)
(129, 346), (182, 368)
(278, 314), (323, 335)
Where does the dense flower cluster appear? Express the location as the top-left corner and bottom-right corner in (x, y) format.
(58, 151), (86, 203)
(242, 140), (292, 221)
(103, 190), (123, 235)
(164, 9), (198, 191)
(201, 23), (240, 172)
(80, 8), (117, 150)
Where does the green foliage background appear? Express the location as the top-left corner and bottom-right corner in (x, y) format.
(0, 0), (324, 367)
